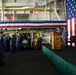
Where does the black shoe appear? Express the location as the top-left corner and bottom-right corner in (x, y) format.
(0, 62), (6, 65)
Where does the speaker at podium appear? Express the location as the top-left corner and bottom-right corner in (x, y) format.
(51, 32), (62, 50)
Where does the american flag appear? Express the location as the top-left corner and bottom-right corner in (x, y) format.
(66, 0), (76, 47)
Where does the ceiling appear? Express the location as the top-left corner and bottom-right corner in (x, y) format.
(0, 0), (65, 11)
(1, 0), (53, 9)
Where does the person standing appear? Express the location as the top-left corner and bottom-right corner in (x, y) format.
(56, 27), (62, 34)
(16, 34), (22, 52)
(27, 33), (31, 49)
(0, 30), (6, 65)
(62, 27), (68, 47)
(5, 34), (11, 52)
(10, 35), (16, 54)
(38, 36), (42, 49)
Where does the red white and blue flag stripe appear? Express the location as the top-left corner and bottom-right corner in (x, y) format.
(66, 0), (76, 47)
(0, 21), (66, 28)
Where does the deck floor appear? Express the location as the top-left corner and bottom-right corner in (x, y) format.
(0, 49), (60, 75)
(45, 45), (76, 66)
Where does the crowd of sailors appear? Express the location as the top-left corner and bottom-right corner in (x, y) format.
(1, 27), (68, 54)
(0, 27), (68, 65)
(0, 30), (43, 65)
(3, 32), (31, 54)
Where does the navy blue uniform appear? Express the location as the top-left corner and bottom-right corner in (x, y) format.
(16, 36), (22, 52)
(10, 35), (16, 54)
(27, 36), (31, 49)
(0, 35), (5, 63)
(62, 29), (68, 47)
(38, 37), (42, 49)
(27, 38), (31, 48)
(5, 36), (10, 52)
(56, 28), (62, 34)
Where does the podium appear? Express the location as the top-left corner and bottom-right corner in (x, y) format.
(51, 32), (62, 50)
(33, 39), (41, 50)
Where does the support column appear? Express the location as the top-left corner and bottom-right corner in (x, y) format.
(48, 3), (51, 20)
(54, 0), (60, 20)
(1, 0), (4, 21)
(45, 0), (47, 20)
(33, 0), (36, 20)
(63, 0), (66, 19)
(12, 0), (15, 20)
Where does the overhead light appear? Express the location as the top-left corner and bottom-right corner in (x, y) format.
(21, 6), (35, 9)
(18, 28), (21, 30)
(0, 4), (35, 9)
(0, 7), (35, 9)
(22, 5), (35, 9)
(21, 7), (30, 9)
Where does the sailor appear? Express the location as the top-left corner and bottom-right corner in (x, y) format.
(27, 33), (31, 49)
(62, 27), (68, 47)
(5, 34), (11, 52)
(10, 35), (16, 54)
(0, 30), (6, 65)
(16, 34), (22, 52)
(38, 36), (42, 49)
(56, 27), (62, 34)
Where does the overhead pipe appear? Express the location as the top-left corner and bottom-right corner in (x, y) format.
(54, 0), (61, 20)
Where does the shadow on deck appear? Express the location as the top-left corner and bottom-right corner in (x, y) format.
(0, 49), (60, 75)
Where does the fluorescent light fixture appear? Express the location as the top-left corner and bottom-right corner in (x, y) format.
(0, 7), (35, 9)
(0, 8), (23, 9)
(21, 7), (35, 9)
(18, 28), (21, 30)
(21, 7), (30, 9)
(21, 5), (35, 9)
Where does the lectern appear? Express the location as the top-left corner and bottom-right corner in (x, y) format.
(51, 32), (62, 50)
(33, 39), (41, 50)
